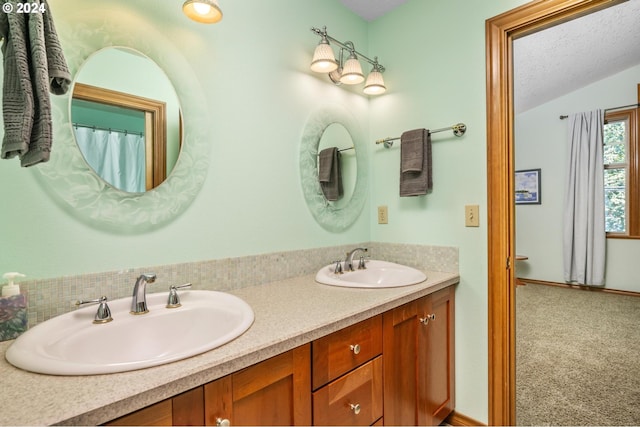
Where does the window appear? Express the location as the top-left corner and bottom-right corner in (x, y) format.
(604, 108), (639, 238)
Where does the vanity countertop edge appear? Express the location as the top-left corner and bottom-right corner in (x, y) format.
(0, 270), (459, 426)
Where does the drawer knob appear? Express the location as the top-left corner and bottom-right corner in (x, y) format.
(419, 313), (436, 325)
(350, 344), (361, 355)
(350, 403), (361, 415)
(216, 418), (231, 426)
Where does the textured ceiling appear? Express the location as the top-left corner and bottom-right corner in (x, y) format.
(341, 0), (640, 114)
(513, 0), (640, 113)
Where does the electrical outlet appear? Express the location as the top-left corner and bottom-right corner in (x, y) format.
(378, 205), (388, 224)
(465, 205), (479, 227)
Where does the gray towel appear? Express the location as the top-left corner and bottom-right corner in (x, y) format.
(318, 147), (343, 201)
(0, 0), (71, 167)
(399, 128), (432, 196)
(401, 129), (423, 173)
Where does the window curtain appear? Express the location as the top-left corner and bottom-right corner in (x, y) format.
(563, 109), (606, 286)
(74, 127), (145, 193)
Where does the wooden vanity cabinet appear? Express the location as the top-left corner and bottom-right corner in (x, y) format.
(383, 286), (455, 426)
(105, 285), (455, 427)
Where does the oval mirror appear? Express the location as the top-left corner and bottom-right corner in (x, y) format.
(317, 123), (356, 208)
(70, 47), (181, 193)
(300, 105), (367, 232)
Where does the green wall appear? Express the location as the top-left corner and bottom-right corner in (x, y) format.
(0, 0), (371, 279)
(366, 1), (528, 420)
(516, 64), (640, 292)
(0, 0), (536, 423)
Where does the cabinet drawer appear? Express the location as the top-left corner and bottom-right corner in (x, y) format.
(312, 356), (383, 426)
(312, 315), (382, 389)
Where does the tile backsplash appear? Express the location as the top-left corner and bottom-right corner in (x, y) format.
(16, 242), (458, 329)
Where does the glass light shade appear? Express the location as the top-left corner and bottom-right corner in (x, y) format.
(183, 0), (223, 24)
(310, 42), (338, 73)
(363, 70), (386, 95)
(339, 56), (364, 85)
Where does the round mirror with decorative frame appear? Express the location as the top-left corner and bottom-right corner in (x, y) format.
(300, 105), (367, 232)
(35, 9), (210, 232)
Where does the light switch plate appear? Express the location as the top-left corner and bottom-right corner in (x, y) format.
(465, 205), (479, 227)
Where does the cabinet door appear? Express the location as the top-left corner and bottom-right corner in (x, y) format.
(104, 400), (173, 426)
(173, 387), (205, 426)
(204, 344), (312, 426)
(204, 375), (233, 426)
(383, 287), (455, 426)
(418, 286), (455, 426)
(382, 299), (420, 425)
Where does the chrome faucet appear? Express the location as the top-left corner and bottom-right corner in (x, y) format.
(344, 247), (368, 272)
(130, 273), (156, 315)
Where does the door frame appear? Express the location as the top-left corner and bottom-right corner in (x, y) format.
(485, 0), (626, 424)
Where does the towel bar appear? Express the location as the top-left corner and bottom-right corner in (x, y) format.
(376, 123), (466, 148)
(315, 146), (354, 157)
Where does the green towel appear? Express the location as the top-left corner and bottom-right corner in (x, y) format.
(0, 0), (71, 167)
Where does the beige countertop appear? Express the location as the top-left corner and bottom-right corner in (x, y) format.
(0, 271), (459, 426)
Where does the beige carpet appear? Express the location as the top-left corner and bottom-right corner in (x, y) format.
(516, 283), (640, 426)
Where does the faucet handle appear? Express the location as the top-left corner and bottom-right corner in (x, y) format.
(166, 283), (192, 308)
(76, 296), (113, 324)
(333, 260), (343, 275)
(358, 256), (368, 270)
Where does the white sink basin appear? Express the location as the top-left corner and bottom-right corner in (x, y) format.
(5, 290), (254, 375)
(315, 260), (427, 288)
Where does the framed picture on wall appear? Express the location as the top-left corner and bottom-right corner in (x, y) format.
(515, 169), (541, 204)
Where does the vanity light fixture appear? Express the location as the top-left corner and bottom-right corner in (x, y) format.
(310, 26), (386, 95)
(183, 0), (223, 24)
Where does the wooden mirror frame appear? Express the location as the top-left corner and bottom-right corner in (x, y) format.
(72, 82), (167, 191)
(485, 0), (626, 424)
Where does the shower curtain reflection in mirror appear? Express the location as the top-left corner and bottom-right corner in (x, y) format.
(74, 126), (145, 193)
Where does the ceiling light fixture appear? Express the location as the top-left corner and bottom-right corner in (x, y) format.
(183, 0), (223, 24)
(310, 26), (386, 95)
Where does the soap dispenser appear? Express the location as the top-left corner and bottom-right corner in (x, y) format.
(2, 272), (25, 297)
(0, 272), (28, 341)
